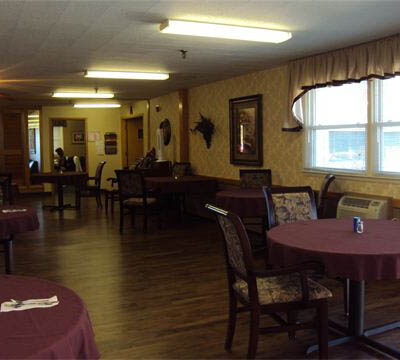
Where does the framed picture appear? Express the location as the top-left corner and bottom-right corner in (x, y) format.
(229, 94), (263, 166)
(28, 128), (36, 154)
(72, 132), (85, 144)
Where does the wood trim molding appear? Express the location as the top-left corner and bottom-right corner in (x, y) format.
(178, 89), (189, 162)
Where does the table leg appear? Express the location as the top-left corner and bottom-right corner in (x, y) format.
(3, 236), (13, 274)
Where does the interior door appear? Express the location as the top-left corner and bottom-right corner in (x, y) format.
(126, 116), (143, 166)
(0, 110), (28, 185)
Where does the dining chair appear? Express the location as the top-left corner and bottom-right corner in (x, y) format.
(205, 203), (330, 359)
(317, 174), (336, 219)
(115, 169), (161, 233)
(104, 177), (118, 214)
(0, 173), (14, 205)
(172, 162), (191, 178)
(80, 161), (106, 208)
(263, 185), (349, 317)
(240, 169), (272, 189)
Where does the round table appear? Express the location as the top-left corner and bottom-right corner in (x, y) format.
(215, 189), (265, 218)
(0, 275), (100, 359)
(267, 218), (400, 358)
(0, 206), (39, 274)
(145, 175), (217, 194)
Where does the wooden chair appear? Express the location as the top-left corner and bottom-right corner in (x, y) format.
(0, 173), (14, 205)
(205, 204), (330, 359)
(263, 185), (349, 316)
(240, 169), (272, 189)
(115, 169), (161, 233)
(317, 174), (336, 219)
(104, 177), (118, 214)
(172, 162), (191, 178)
(80, 161), (106, 208)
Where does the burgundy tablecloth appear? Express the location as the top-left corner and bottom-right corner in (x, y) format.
(0, 275), (100, 359)
(31, 172), (88, 186)
(268, 219), (400, 281)
(0, 206), (39, 239)
(145, 176), (217, 194)
(216, 189), (265, 217)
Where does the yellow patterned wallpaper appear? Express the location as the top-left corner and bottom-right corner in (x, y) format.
(187, 65), (400, 199)
(149, 92), (180, 162)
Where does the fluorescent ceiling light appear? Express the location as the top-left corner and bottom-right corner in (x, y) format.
(52, 92), (114, 98)
(28, 114), (39, 119)
(85, 70), (169, 80)
(160, 19), (292, 43)
(74, 103), (121, 108)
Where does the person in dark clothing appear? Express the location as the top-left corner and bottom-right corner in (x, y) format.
(55, 148), (75, 171)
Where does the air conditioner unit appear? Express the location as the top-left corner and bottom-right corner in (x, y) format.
(337, 194), (391, 220)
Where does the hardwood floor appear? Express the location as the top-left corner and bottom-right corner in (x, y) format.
(3, 193), (400, 359)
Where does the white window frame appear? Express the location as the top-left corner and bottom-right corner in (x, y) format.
(304, 77), (400, 179)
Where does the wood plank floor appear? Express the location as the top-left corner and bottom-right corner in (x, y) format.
(3, 194), (400, 359)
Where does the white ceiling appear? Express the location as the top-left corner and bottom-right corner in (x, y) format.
(0, 0), (400, 105)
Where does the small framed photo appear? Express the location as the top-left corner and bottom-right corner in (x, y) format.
(229, 94), (263, 166)
(72, 132), (85, 144)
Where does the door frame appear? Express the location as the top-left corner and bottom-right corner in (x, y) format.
(49, 118), (88, 173)
(121, 115), (144, 168)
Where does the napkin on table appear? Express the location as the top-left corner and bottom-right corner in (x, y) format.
(1, 296), (59, 312)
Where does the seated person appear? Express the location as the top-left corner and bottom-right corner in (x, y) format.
(54, 148), (75, 172)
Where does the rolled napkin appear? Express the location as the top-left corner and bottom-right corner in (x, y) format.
(2, 209), (27, 213)
(1, 296), (59, 312)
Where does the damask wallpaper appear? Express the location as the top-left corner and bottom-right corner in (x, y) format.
(147, 65), (400, 199)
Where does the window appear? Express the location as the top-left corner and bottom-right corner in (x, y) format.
(304, 76), (400, 177)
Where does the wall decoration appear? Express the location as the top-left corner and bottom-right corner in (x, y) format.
(72, 131), (85, 144)
(190, 113), (215, 149)
(104, 132), (117, 154)
(159, 118), (171, 145)
(229, 94), (263, 166)
(88, 131), (100, 142)
(28, 128), (36, 154)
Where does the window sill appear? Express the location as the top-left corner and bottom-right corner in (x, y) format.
(302, 169), (400, 184)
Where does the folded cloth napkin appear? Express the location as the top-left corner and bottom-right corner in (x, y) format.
(2, 209), (27, 213)
(1, 296), (59, 312)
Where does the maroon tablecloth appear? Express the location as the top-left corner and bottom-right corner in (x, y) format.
(216, 189), (265, 217)
(268, 219), (400, 281)
(0, 206), (39, 239)
(145, 176), (217, 194)
(0, 275), (100, 359)
(31, 172), (88, 186)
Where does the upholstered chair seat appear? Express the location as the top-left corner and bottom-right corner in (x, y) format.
(234, 274), (332, 305)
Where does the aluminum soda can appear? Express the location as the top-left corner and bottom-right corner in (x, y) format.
(357, 221), (364, 234)
(353, 216), (361, 232)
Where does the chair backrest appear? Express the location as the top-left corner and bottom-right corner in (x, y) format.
(73, 156), (83, 172)
(115, 169), (147, 199)
(240, 169), (272, 189)
(263, 186), (317, 228)
(205, 204), (256, 286)
(94, 161), (106, 188)
(317, 174), (336, 219)
(0, 173), (13, 205)
(172, 162), (191, 178)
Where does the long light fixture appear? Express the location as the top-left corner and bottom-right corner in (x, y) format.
(74, 103), (121, 108)
(85, 70), (169, 80)
(28, 114), (39, 119)
(160, 19), (292, 43)
(52, 92), (114, 98)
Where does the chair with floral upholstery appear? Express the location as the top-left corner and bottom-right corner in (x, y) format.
(205, 203), (330, 359)
(263, 186), (317, 228)
(172, 162), (191, 178)
(240, 169), (272, 189)
(115, 169), (161, 233)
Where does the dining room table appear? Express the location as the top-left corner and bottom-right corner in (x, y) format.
(0, 205), (39, 274)
(31, 172), (88, 211)
(0, 275), (100, 359)
(267, 218), (400, 358)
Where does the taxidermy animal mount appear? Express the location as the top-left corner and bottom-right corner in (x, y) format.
(190, 113), (215, 149)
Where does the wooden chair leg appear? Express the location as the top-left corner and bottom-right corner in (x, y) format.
(105, 192), (109, 214)
(98, 190), (103, 208)
(344, 278), (350, 316)
(130, 207), (136, 228)
(287, 310), (298, 340)
(4, 236), (13, 274)
(247, 309), (259, 359)
(110, 193), (115, 214)
(119, 205), (124, 234)
(143, 208), (148, 233)
(225, 294), (237, 351)
(317, 301), (329, 359)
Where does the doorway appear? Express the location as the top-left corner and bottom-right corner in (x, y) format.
(123, 116), (144, 168)
(50, 118), (87, 172)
